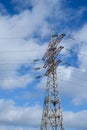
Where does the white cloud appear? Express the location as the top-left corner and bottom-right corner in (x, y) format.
(64, 110), (87, 130)
(0, 99), (42, 127)
(36, 63), (87, 106)
(0, 126), (39, 130)
(58, 66), (87, 105)
(0, 74), (33, 89)
(0, 0), (62, 90)
(0, 10), (48, 89)
(0, 35), (46, 89)
(0, 1), (86, 129)
(0, 99), (87, 130)
(55, 24), (87, 105)
(36, 77), (46, 89)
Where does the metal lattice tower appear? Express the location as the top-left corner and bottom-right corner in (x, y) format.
(40, 33), (65, 130)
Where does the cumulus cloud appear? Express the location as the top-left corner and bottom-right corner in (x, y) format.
(35, 23), (87, 106)
(0, 99), (87, 130)
(0, 126), (38, 130)
(0, 74), (33, 89)
(34, 23), (87, 106)
(0, 34), (46, 89)
(58, 66), (87, 105)
(64, 110), (87, 130)
(0, 7), (48, 89)
(0, 0), (65, 90)
(0, 99), (42, 127)
(0, 0), (87, 130)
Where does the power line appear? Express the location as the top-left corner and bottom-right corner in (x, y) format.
(66, 48), (87, 57)
(0, 63), (81, 73)
(0, 77), (33, 81)
(60, 77), (87, 87)
(0, 49), (46, 53)
(0, 47), (86, 57)
(0, 73), (86, 87)
(58, 71), (87, 82)
(68, 34), (87, 45)
(0, 37), (26, 39)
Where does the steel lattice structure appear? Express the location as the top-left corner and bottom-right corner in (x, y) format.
(40, 33), (65, 130)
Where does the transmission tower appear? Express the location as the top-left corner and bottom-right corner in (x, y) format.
(40, 33), (65, 130)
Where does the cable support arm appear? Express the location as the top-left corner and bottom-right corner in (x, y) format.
(49, 33), (65, 47)
(43, 46), (64, 61)
(43, 34), (65, 60)
(45, 60), (62, 76)
(43, 46), (64, 68)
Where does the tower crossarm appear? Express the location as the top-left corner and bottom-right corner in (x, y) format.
(45, 60), (62, 76)
(43, 46), (64, 61)
(49, 33), (65, 47)
(43, 33), (65, 60)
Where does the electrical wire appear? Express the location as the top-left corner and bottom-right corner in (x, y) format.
(0, 74), (85, 88)
(0, 49), (46, 53)
(68, 34), (87, 45)
(65, 48), (87, 57)
(0, 67), (86, 83)
(35, 75), (87, 86)
(58, 71), (87, 82)
(0, 37), (26, 39)
(0, 47), (86, 58)
(0, 73), (86, 84)
(0, 76), (33, 81)
(59, 77), (87, 87)
(0, 35), (86, 81)
(0, 59), (82, 71)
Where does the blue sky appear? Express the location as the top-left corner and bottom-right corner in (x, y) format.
(0, 0), (87, 130)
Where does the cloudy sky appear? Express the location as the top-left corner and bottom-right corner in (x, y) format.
(0, 0), (87, 130)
